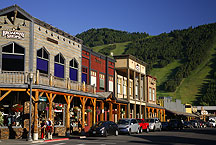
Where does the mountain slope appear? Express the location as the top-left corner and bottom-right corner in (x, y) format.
(76, 23), (216, 105)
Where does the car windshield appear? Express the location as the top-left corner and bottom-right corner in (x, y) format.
(93, 121), (104, 127)
(146, 119), (154, 123)
(118, 120), (130, 125)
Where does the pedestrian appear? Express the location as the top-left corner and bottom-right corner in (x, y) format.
(46, 118), (53, 139)
(41, 120), (46, 140)
(78, 119), (82, 133)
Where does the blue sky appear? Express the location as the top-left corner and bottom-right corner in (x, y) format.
(1, 0), (216, 36)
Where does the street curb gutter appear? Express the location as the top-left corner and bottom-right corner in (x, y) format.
(45, 138), (69, 142)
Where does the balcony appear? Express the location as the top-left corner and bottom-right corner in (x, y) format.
(0, 71), (96, 94)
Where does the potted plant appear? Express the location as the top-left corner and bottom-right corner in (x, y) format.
(96, 109), (101, 114)
(120, 110), (125, 114)
(73, 106), (80, 112)
(85, 109), (92, 113)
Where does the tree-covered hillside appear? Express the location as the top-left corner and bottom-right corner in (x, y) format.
(76, 23), (216, 105)
(76, 28), (149, 47)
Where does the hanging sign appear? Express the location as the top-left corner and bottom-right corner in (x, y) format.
(39, 97), (47, 102)
(2, 29), (25, 39)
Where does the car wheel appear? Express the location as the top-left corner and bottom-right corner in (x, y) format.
(104, 130), (108, 137)
(146, 127), (149, 133)
(128, 129), (132, 135)
(115, 130), (118, 136)
(140, 128), (143, 133)
(159, 126), (161, 132)
(153, 126), (155, 132)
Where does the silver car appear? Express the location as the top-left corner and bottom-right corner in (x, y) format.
(146, 118), (162, 131)
(117, 118), (140, 135)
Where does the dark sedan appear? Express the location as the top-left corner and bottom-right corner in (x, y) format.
(89, 121), (119, 137)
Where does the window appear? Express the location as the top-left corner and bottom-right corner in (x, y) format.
(37, 47), (49, 74)
(153, 89), (155, 101)
(149, 88), (152, 101)
(109, 76), (113, 92)
(91, 71), (97, 87)
(123, 79), (127, 95)
(69, 58), (78, 81)
(129, 81), (133, 96)
(82, 67), (88, 84)
(99, 74), (105, 90)
(54, 53), (65, 78)
(117, 77), (122, 94)
(2, 42), (25, 71)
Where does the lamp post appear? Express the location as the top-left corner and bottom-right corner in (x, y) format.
(28, 72), (33, 141)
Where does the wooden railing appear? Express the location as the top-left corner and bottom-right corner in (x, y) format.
(0, 71), (96, 94)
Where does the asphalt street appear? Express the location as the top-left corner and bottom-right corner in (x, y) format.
(1, 128), (216, 145)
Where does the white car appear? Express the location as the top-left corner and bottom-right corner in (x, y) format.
(117, 118), (140, 135)
(208, 119), (216, 127)
(146, 118), (162, 131)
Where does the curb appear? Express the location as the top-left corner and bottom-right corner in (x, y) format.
(45, 138), (69, 142)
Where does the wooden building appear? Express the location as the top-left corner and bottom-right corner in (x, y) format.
(0, 5), (97, 140)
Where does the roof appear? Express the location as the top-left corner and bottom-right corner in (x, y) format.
(0, 5), (82, 44)
(113, 54), (148, 66)
(82, 45), (116, 63)
(96, 92), (128, 104)
(165, 109), (199, 117)
(147, 103), (165, 109)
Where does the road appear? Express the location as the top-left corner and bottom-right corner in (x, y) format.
(1, 128), (216, 145)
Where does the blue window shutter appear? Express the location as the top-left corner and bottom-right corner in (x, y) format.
(70, 68), (78, 81)
(54, 63), (64, 78)
(37, 58), (48, 72)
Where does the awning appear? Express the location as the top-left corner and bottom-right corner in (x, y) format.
(147, 103), (165, 109)
(165, 109), (199, 117)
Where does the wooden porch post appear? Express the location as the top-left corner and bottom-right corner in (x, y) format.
(147, 107), (150, 118)
(156, 109), (159, 118)
(152, 108), (154, 118)
(117, 104), (121, 121)
(80, 97), (88, 128)
(160, 109), (163, 121)
(163, 109), (166, 122)
(100, 101), (104, 121)
(109, 102), (113, 121)
(64, 95), (73, 134)
(91, 98), (96, 125)
(46, 93), (56, 121)
(124, 105), (127, 118)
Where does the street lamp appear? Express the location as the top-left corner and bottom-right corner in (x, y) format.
(28, 72), (33, 141)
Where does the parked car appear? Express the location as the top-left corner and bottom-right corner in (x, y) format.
(146, 118), (162, 132)
(137, 118), (149, 133)
(168, 119), (184, 130)
(161, 122), (169, 130)
(207, 119), (216, 128)
(190, 120), (200, 128)
(117, 118), (140, 135)
(184, 121), (193, 128)
(89, 121), (119, 137)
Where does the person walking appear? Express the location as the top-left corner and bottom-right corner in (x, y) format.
(46, 118), (53, 139)
(41, 120), (46, 140)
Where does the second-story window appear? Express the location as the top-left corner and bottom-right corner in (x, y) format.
(2, 42), (25, 71)
(69, 58), (78, 81)
(37, 47), (49, 74)
(153, 89), (155, 101)
(108, 76), (113, 92)
(54, 53), (65, 78)
(99, 74), (105, 90)
(123, 79), (127, 95)
(91, 71), (97, 87)
(82, 67), (88, 84)
(149, 88), (152, 101)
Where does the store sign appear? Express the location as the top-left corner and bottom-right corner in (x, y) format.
(2, 29), (25, 39)
(39, 97), (47, 102)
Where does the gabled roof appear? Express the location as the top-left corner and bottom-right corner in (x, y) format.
(0, 5), (82, 44)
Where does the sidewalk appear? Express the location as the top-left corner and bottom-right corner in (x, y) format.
(0, 135), (86, 144)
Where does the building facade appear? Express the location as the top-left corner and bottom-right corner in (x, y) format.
(114, 55), (147, 119)
(0, 5), (97, 140)
(146, 75), (165, 121)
